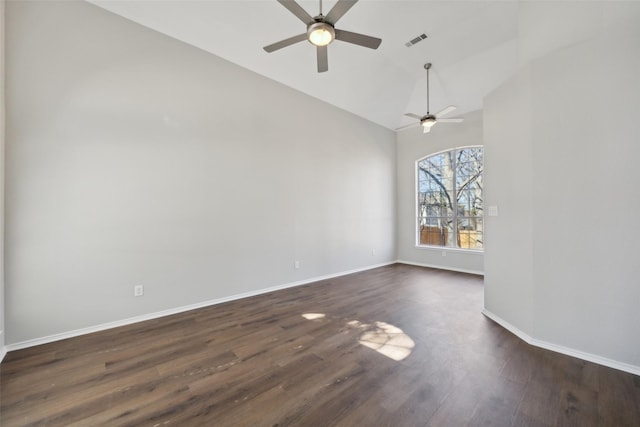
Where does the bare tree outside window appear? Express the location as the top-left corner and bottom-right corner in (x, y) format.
(417, 147), (483, 250)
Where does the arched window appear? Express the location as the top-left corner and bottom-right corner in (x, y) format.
(417, 146), (483, 250)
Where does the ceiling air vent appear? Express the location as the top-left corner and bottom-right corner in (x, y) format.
(405, 33), (427, 47)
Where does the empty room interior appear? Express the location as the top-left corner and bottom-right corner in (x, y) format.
(1, 0), (639, 426)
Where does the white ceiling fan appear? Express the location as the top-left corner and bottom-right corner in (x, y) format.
(396, 63), (464, 133)
(263, 0), (382, 73)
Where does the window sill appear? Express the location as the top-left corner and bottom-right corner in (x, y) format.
(414, 245), (484, 255)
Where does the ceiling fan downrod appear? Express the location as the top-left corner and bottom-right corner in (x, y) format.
(424, 62), (431, 114)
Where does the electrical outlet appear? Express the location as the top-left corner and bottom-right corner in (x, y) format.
(372, 248), (376, 256)
(134, 285), (144, 297)
(294, 261), (300, 269)
(441, 251), (447, 257)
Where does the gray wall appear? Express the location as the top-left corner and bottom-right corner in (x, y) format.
(396, 110), (484, 274)
(0, 0), (5, 358)
(484, 25), (640, 369)
(483, 68), (534, 336)
(5, 1), (396, 345)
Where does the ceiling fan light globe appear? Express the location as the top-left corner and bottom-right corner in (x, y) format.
(309, 29), (332, 46)
(308, 22), (335, 46)
(422, 116), (437, 127)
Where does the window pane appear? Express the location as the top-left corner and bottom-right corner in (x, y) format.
(457, 218), (483, 249)
(418, 219), (454, 247)
(417, 147), (482, 250)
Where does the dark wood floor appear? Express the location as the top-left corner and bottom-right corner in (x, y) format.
(1, 264), (639, 426)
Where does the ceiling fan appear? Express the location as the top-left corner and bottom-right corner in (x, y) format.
(396, 63), (464, 133)
(263, 0), (382, 73)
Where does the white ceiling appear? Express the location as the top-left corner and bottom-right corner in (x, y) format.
(87, 1), (639, 130)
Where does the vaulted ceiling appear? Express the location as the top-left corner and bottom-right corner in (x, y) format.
(88, 1), (640, 130)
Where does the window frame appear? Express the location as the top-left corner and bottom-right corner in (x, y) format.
(415, 145), (484, 252)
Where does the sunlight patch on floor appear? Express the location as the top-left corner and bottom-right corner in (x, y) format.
(355, 321), (415, 361)
(301, 313), (326, 320)
(302, 316), (415, 361)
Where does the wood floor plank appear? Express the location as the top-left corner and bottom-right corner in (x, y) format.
(1, 264), (639, 426)
(555, 381), (599, 427)
(515, 377), (563, 426)
(596, 364), (640, 426)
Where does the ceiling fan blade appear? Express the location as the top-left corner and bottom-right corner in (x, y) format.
(334, 29), (382, 49)
(423, 125), (431, 134)
(317, 45), (328, 73)
(276, 0), (314, 24)
(395, 123), (420, 131)
(437, 117), (464, 123)
(435, 105), (456, 117)
(263, 33), (308, 53)
(325, 0), (358, 24)
(404, 113), (423, 120)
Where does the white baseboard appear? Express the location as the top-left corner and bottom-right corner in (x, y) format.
(482, 308), (640, 377)
(396, 259), (484, 276)
(5, 261), (396, 352)
(0, 331), (6, 363)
